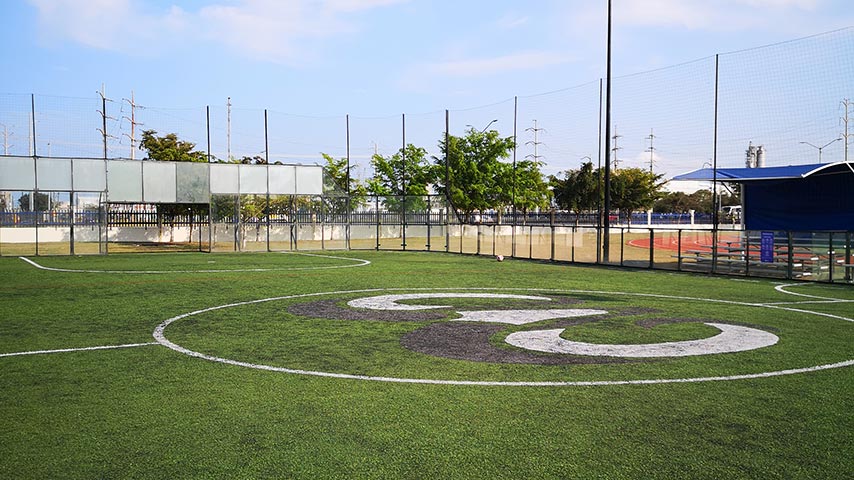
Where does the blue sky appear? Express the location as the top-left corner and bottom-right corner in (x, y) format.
(2, 0), (853, 181)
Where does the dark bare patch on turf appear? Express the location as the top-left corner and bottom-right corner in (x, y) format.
(401, 323), (630, 365)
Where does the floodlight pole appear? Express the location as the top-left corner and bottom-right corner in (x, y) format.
(602, 0), (612, 263)
(712, 54), (720, 273)
(596, 78), (603, 264)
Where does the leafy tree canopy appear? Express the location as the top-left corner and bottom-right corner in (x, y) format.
(139, 130), (208, 163)
(433, 127), (516, 217)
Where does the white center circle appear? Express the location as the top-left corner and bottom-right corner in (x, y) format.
(152, 287), (854, 387)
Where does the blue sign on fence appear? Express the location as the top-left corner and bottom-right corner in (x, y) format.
(760, 231), (774, 263)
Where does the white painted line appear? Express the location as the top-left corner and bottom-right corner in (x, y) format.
(505, 323), (779, 357)
(774, 283), (850, 301)
(153, 287), (854, 387)
(18, 252), (370, 274)
(456, 309), (608, 325)
(348, 293), (550, 311)
(0, 342), (159, 358)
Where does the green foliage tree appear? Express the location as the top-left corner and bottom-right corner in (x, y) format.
(139, 130), (208, 163)
(18, 192), (50, 211)
(433, 127), (516, 220)
(610, 167), (666, 224)
(510, 159), (551, 219)
(368, 144), (432, 212)
(551, 161), (600, 224)
(321, 153), (367, 213)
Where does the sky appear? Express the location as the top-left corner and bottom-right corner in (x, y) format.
(1, 0), (853, 182)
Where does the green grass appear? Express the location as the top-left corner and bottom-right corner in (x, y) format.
(1, 251), (852, 478)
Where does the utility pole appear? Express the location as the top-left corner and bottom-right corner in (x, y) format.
(525, 119), (545, 162)
(842, 98), (852, 163)
(122, 91), (143, 160)
(227, 97), (232, 162)
(611, 125), (622, 170)
(645, 128), (656, 172)
(96, 85), (116, 159)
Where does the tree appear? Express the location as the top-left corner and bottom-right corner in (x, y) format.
(321, 153), (367, 218)
(18, 193), (50, 211)
(368, 144), (432, 212)
(610, 167), (665, 224)
(433, 127), (516, 220)
(139, 130), (208, 163)
(551, 161), (600, 224)
(510, 159), (551, 218)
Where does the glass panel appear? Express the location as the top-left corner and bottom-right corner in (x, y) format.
(623, 228), (652, 268)
(0, 191), (36, 256)
(378, 225), (404, 251)
(238, 194), (268, 251)
(72, 193), (103, 255)
(531, 226), (551, 260)
(460, 224), (478, 254)
(323, 224), (348, 250)
(36, 158), (72, 191)
(428, 224), (447, 252)
(0, 157), (35, 190)
(553, 226), (572, 262)
(176, 162), (210, 203)
(512, 226), (529, 259)
(210, 164), (239, 194)
(72, 159), (107, 192)
(653, 229), (681, 271)
(679, 229), (714, 273)
(239, 165), (267, 195)
(36, 192), (71, 255)
(211, 194), (238, 252)
(106, 160), (142, 202)
(296, 166), (323, 195)
(143, 162), (177, 203)
(494, 225), (513, 257)
(447, 224), (462, 254)
(349, 224), (376, 250)
(268, 165), (296, 195)
(574, 227), (599, 264)
(404, 225), (429, 251)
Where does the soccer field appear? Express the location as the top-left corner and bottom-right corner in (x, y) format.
(1, 251), (852, 478)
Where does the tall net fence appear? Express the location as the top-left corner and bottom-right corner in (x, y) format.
(3, 28), (850, 179)
(1, 28), (852, 282)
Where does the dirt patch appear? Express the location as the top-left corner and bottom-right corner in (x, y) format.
(401, 322), (630, 365)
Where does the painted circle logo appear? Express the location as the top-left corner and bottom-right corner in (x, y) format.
(153, 288), (853, 386)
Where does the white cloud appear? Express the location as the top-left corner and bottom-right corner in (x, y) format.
(27, 0), (406, 64)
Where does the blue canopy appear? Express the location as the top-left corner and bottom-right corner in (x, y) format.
(672, 162), (853, 182)
(672, 162), (854, 231)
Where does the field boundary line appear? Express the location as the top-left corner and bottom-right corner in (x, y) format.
(18, 252), (370, 274)
(0, 342), (159, 358)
